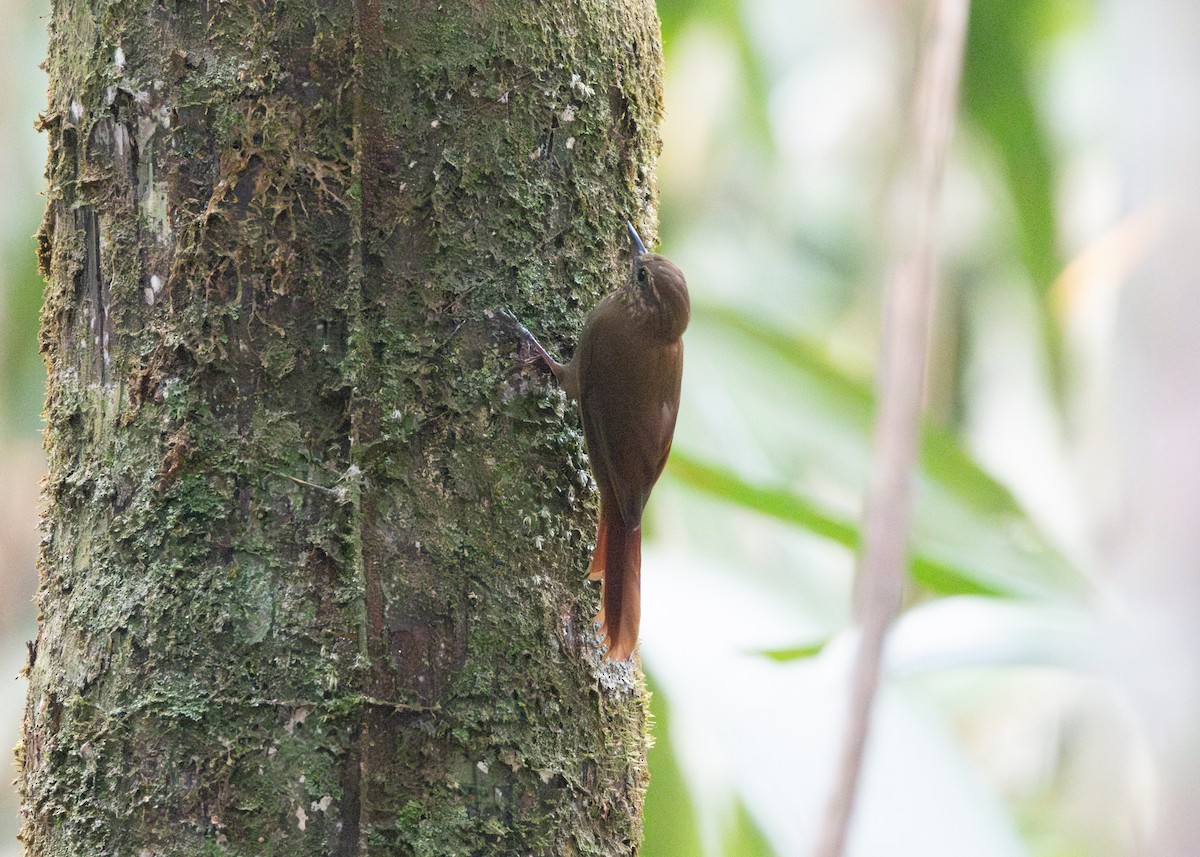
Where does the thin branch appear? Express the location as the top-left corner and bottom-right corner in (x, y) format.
(812, 2), (971, 856)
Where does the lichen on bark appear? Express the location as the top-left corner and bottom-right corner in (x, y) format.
(21, 0), (665, 854)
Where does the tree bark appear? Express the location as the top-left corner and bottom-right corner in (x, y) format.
(20, 1), (663, 854)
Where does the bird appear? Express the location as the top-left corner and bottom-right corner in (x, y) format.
(503, 222), (689, 660)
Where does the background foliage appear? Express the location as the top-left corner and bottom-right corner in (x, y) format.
(0, 0), (1188, 855)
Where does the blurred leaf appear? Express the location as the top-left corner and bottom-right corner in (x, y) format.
(655, 0), (774, 152)
(724, 799), (778, 857)
(1, 240), (46, 438)
(701, 306), (1047, 520)
(960, 0), (1090, 395)
(670, 452), (1009, 598)
(886, 598), (1100, 676)
(962, 0), (1061, 292)
(669, 450), (856, 547)
(756, 641), (829, 662)
(643, 640), (1035, 857)
(669, 307), (1087, 602)
(642, 677), (706, 857)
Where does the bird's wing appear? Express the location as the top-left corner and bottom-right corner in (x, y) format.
(579, 333), (682, 530)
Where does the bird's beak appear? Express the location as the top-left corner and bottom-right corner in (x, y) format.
(626, 221), (648, 257)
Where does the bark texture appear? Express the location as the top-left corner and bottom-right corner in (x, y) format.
(20, 0), (663, 854)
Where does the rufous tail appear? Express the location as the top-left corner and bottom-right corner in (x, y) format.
(588, 506), (642, 661)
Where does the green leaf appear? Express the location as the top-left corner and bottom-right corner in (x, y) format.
(669, 452), (1010, 598)
(699, 306), (1040, 520)
(667, 307), (1086, 602)
(755, 641), (829, 662)
(724, 798), (778, 857)
(642, 677), (706, 857)
(655, 0), (775, 155)
(962, 0), (1061, 294)
(959, 0), (1092, 396)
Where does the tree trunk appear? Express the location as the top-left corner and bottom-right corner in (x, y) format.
(20, 1), (663, 854)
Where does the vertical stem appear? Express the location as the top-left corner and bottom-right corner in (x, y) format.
(812, 2), (970, 855)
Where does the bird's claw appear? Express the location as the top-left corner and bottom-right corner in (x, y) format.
(492, 308), (533, 340)
(491, 308), (547, 367)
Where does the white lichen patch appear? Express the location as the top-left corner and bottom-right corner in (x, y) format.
(141, 178), (173, 244)
(113, 123), (130, 160)
(144, 274), (164, 306)
(570, 73), (594, 100)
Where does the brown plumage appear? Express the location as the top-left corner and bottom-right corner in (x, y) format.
(507, 223), (689, 660)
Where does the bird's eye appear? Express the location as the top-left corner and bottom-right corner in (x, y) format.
(636, 267), (648, 285)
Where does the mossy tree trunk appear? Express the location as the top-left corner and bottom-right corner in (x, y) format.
(20, 1), (664, 854)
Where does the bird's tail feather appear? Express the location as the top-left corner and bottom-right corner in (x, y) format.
(590, 507), (641, 661)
